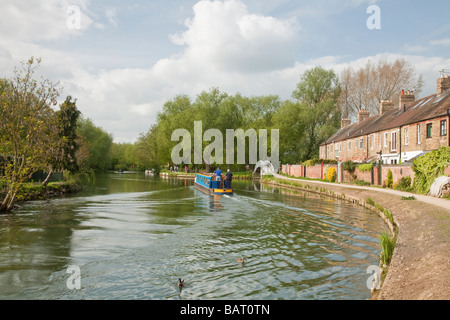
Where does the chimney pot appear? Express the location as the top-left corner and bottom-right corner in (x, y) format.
(358, 109), (370, 122)
(399, 89), (415, 109)
(341, 118), (351, 129)
(437, 75), (450, 95)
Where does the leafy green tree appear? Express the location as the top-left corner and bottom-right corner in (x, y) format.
(41, 96), (81, 186)
(77, 118), (113, 171)
(135, 124), (162, 173)
(291, 67), (342, 161)
(0, 57), (61, 212)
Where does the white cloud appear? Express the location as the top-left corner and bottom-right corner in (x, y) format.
(170, 0), (301, 73)
(430, 38), (450, 47)
(0, 0), (93, 42)
(1, 0), (449, 143)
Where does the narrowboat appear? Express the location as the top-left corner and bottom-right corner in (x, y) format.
(194, 174), (233, 195)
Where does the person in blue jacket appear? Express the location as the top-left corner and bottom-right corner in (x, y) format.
(214, 167), (222, 181)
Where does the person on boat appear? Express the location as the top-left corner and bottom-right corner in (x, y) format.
(225, 169), (233, 189)
(214, 167), (222, 181)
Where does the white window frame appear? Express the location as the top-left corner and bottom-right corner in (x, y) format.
(404, 127), (409, 146)
(391, 131), (397, 151)
(384, 132), (389, 148)
(417, 124), (421, 145)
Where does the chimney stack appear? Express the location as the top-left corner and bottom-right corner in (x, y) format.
(437, 75), (450, 95)
(379, 100), (394, 115)
(358, 109), (370, 123)
(341, 118), (351, 129)
(399, 90), (415, 109)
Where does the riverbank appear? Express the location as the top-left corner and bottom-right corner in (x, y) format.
(8, 180), (82, 209)
(263, 173), (450, 300)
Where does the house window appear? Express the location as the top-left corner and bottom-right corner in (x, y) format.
(417, 124), (421, 144)
(384, 132), (389, 148)
(391, 131), (397, 151)
(348, 141), (351, 151)
(404, 127), (409, 146)
(360, 138), (364, 149)
(441, 120), (448, 136)
(370, 135), (374, 150)
(355, 139), (358, 150)
(426, 123), (433, 138)
(378, 133), (381, 148)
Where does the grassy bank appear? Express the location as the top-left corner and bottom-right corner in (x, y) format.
(13, 178), (83, 203)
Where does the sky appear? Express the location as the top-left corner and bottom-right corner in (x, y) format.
(1, 0), (450, 143)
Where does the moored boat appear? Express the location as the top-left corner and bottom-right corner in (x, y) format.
(194, 174), (233, 195)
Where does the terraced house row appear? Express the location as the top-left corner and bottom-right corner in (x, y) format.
(320, 75), (450, 164)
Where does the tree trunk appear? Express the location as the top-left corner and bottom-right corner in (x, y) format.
(42, 168), (53, 188)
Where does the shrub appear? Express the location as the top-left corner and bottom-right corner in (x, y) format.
(412, 147), (450, 194)
(343, 160), (357, 172)
(358, 163), (374, 172)
(386, 169), (393, 188)
(394, 176), (412, 191)
(302, 159), (338, 166)
(327, 167), (336, 182)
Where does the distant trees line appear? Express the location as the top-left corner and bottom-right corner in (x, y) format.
(0, 57), (422, 211)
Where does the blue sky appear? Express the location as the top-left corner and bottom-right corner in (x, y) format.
(1, 0), (450, 142)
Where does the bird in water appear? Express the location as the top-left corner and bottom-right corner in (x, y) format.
(177, 278), (186, 287)
(236, 257), (246, 264)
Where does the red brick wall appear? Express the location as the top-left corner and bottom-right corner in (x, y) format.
(283, 163), (448, 185)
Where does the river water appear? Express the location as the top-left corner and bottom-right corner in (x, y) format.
(0, 173), (388, 300)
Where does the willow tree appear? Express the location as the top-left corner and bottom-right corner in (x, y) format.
(289, 66), (342, 161)
(0, 57), (61, 212)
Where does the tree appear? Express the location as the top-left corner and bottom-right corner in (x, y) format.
(76, 118), (113, 171)
(0, 57), (61, 212)
(290, 66), (342, 161)
(41, 96), (81, 186)
(135, 124), (162, 173)
(339, 59), (423, 119)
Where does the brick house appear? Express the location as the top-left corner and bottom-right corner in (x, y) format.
(320, 75), (450, 164)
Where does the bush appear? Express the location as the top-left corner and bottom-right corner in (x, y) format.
(386, 169), (393, 188)
(412, 147), (450, 194)
(327, 167), (336, 182)
(343, 160), (357, 172)
(394, 176), (412, 191)
(358, 163), (374, 172)
(302, 159), (338, 166)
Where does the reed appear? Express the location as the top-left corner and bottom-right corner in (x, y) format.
(379, 232), (396, 266)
